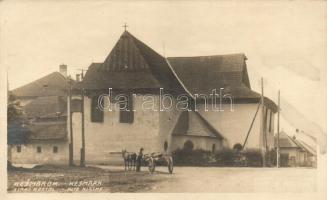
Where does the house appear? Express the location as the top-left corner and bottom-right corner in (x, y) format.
(276, 131), (316, 167)
(8, 65), (70, 165)
(70, 31), (277, 165)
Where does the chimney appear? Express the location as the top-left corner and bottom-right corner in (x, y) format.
(59, 64), (67, 78)
(76, 74), (81, 82)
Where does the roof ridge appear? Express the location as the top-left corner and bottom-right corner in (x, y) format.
(167, 53), (246, 59)
(285, 134), (301, 148)
(125, 31), (153, 71)
(12, 72), (64, 91)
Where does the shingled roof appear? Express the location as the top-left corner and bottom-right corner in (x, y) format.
(27, 121), (67, 141)
(80, 31), (184, 92)
(78, 31), (277, 111)
(276, 131), (301, 148)
(24, 96), (67, 119)
(172, 111), (224, 140)
(12, 72), (67, 98)
(168, 54), (250, 90)
(167, 55), (277, 112)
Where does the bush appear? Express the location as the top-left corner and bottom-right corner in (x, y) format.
(243, 149), (263, 167)
(172, 148), (265, 167)
(172, 148), (213, 166)
(215, 149), (238, 166)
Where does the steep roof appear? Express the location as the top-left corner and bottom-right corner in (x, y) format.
(172, 111), (223, 140)
(79, 31), (277, 111)
(27, 121), (67, 141)
(12, 72), (67, 98)
(295, 140), (317, 156)
(80, 31), (184, 92)
(276, 131), (301, 148)
(24, 96), (67, 119)
(168, 54), (250, 90)
(167, 55), (277, 112)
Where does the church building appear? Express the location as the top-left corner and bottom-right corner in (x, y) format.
(70, 31), (277, 165)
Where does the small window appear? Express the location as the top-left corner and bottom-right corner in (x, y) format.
(119, 94), (134, 123)
(164, 141), (168, 151)
(212, 144), (216, 152)
(37, 146), (42, 153)
(53, 146), (58, 153)
(91, 95), (104, 123)
(16, 145), (21, 153)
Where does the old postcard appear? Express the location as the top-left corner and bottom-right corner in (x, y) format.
(1, 0), (327, 199)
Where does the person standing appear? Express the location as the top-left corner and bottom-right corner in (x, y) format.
(136, 148), (144, 172)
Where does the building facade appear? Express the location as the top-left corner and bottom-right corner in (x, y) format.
(9, 67), (70, 165)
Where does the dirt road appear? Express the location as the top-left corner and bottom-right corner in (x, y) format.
(8, 165), (316, 193)
(141, 166), (317, 192)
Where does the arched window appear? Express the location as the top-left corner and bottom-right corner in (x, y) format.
(212, 144), (216, 152)
(164, 141), (168, 151)
(233, 143), (243, 151)
(183, 140), (194, 151)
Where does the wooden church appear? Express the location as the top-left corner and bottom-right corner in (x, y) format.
(69, 30), (277, 165)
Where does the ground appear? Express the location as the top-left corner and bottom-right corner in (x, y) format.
(7, 165), (317, 193)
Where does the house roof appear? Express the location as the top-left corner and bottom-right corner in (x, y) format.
(24, 96), (67, 119)
(79, 31), (184, 92)
(172, 111), (224, 140)
(276, 132), (316, 155)
(295, 139), (317, 156)
(12, 72), (68, 98)
(77, 31), (277, 111)
(287, 135), (317, 156)
(168, 54), (250, 89)
(27, 121), (67, 140)
(167, 55), (277, 112)
(276, 131), (301, 148)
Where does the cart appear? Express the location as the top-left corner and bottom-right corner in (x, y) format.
(143, 152), (173, 174)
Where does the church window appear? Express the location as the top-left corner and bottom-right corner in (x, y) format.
(212, 144), (216, 152)
(164, 141), (168, 151)
(91, 95), (104, 123)
(37, 146), (42, 153)
(119, 94), (134, 123)
(233, 143), (242, 151)
(183, 140), (194, 151)
(53, 146), (58, 153)
(16, 145), (21, 153)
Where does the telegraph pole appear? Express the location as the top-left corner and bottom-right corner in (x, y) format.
(260, 78), (266, 167)
(68, 76), (74, 166)
(80, 69), (86, 167)
(277, 90), (280, 168)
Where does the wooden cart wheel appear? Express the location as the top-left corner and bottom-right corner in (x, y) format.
(148, 157), (156, 173)
(167, 156), (173, 174)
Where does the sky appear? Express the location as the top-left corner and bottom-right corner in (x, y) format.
(1, 0), (327, 150)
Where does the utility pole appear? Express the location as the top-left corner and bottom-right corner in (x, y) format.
(277, 90), (280, 168)
(80, 69), (86, 167)
(260, 77), (266, 167)
(68, 76), (74, 166)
